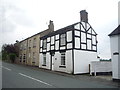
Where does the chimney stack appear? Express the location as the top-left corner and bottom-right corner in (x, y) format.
(48, 20), (54, 31)
(80, 10), (88, 23)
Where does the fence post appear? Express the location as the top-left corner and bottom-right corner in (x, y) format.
(89, 64), (92, 75)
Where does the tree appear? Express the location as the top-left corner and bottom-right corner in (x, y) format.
(2, 44), (19, 63)
(9, 53), (16, 63)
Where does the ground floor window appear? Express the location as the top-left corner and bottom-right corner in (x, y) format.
(19, 54), (22, 62)
(29, 53), (31, 58)
(61, 52), (65, 65)
(23, 54), (26, 62)
(43, 54), (46, 66)
(33, 52), (36, 63)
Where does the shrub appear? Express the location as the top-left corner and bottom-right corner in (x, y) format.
(9, 53), (16, 63)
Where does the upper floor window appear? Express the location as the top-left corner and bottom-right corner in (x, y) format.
(29, 40), (31, 48)
(60, 34), (66, 46)
(33, 38), (36, 48)
(43, 39), (47, 50)
(24, 43), (27, 50)
(20, 44), (23, 50)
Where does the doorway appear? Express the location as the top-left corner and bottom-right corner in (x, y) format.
(51, 52), (55, 71)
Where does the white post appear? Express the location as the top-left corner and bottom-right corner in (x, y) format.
(94, 70), (96, 76)
(94, 65), (96, 76)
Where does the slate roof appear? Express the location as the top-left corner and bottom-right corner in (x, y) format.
(108, 25), (120, 36)
(40, 22), (97, 40)
(40, 22), (79, 39)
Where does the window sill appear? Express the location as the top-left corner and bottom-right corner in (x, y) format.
(59, 66), (66, 68)
(60, 45), (66, 47)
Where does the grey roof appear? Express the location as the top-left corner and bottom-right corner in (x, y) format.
(41, 22), (97, 40)
(108, 25), (120, 36)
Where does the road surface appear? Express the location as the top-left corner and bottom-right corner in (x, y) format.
(1, 61), (118, 88)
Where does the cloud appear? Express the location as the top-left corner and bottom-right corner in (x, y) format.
(10, 11), (34, 27)
(97, 19), (118, 59)
(0, 0), (35, 34)
(118, 1), (120, 25)
(0, 20), (16, 33)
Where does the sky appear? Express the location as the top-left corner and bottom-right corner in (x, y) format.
(0, 0), (119, 59)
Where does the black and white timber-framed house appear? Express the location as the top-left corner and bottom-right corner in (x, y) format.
(39, 10), (98, 74)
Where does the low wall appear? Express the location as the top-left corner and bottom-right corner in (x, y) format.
(90, 61), (112, 76)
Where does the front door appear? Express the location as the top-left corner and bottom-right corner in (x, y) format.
(51, 53), (55, 71)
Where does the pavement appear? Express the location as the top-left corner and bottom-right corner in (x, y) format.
(1, 61), (120, 88)
(36, 68), (120, 88)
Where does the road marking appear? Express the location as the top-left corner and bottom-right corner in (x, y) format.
(19, 73), (52, 86)
(2, 66), (11, 71)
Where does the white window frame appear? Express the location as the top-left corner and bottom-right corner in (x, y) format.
(43, 39), (47, 50)
(61, 52), (65, 66)
(60, 34), (66, 46)
(43, 54), (46, 66)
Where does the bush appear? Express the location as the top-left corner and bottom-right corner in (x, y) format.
(9, 53), (16, 63)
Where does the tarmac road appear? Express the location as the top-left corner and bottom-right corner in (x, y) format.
(1, 61), (119, 88)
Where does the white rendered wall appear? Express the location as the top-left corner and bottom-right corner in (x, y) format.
(75, 38), (80, 48)
(74, 50), (97, 74)
(75, 31), (80, 36)
(67, 31), (72, 42)
(67, 43), (72, 49)
(55, 41), (59, 50)
(118, 35), (120, 79)
(56, 34), (59, 40)
(39, 54), (42, 68)
(90, 61), (112, 75)
(51, 36), (54, 44)
(53, 50), (73, 74)
(47, 43), (50, 51)
(47, 37), (50, 42)
(60, 47), (66, 50)
(39, 53), (51, 69)
(110, 35), (120, 79)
